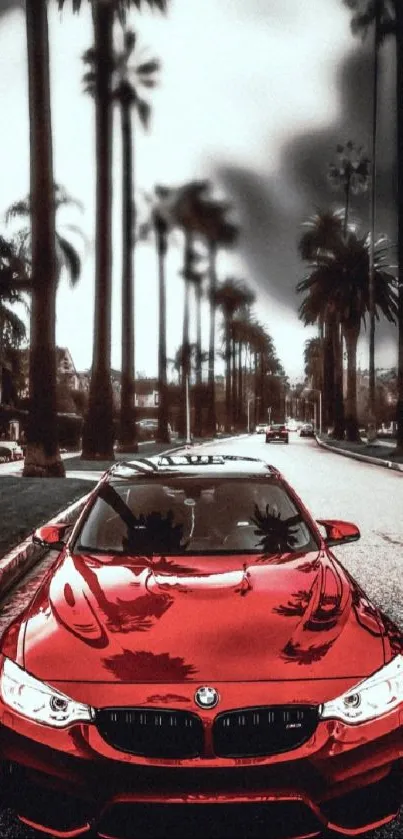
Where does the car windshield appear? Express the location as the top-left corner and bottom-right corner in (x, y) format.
(74, 477), (318, 556)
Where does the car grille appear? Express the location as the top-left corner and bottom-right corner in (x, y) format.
(95, 708), (204, 759)
(213, 705), (318, 758)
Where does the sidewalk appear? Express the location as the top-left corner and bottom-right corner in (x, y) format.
(316, 434), (403, 472)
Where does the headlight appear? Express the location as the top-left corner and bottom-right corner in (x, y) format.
(0, 658), (93, 728)
(320, 654), (403, 724)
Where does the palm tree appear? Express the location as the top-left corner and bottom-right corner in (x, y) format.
(6, 184), (84, 290)
(169, 181), (210, 437)
(303, 337), (323, 392)
(21, 0), (167, 473)
(115, 32), (159, 452)
(194, 200), (238, 434)
(231, 314), (255, 426)
(187, 265), (207, 436)
(83, 28), (160, 452)
(0, 236), (29, 403)
(343, 1), (403, 449)
(213, 279), (255, 431)
(298, 210), (348, 438)
(23, 0), (62, 476)
(150, 186), (177, 443)
(298, 231), (397, 441)
(60, 0), (168, 461)
(327, 141), (370, 237)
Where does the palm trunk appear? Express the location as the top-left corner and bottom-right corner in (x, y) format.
(323, 314), (334, 430)
(396, 2), (403, 451)
(81, 2), (115, 460)
(117, 95), (138, 452)
(0, 311), (4, 404)
(23, 0), (64, 477)
(206, 241), (217, 435)
(178, 232), (192, 438)
(237, 340), (243, 424)
(344, 326), (361, 442)
(254, 351), (259, 425)
(194, 281), (203, 437)
(231, 328), (237, 427)
(368, 2), (380, 421)
(331, 317), (345, 439)
(155, 213), (170, 443)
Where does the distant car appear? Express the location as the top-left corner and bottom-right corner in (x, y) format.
(266, 423), (289, 444)
(135, 419), (172, 441)
(0, 441), (24, 462)
(255, 423), (266, 434)
(2, 452), (403, 838)
(299, 423), (315, 438)
(285, 419), (298, 432)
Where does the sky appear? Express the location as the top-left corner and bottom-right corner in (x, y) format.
(0, 0), (399, 380)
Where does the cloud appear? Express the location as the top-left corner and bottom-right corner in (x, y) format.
(211, 36), (398, 366)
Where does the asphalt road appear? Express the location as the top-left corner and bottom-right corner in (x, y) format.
(0, 433), (402, 838)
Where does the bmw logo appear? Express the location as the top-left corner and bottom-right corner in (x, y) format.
(195, 686), (219, 709)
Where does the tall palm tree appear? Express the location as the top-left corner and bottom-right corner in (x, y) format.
(298, 209), (348, 437)
(170, 181), (210, 437)
(298, 231), (397, 441)
(344, 0), (403, 449)
(327, 141), (370, 237)
(61, 0), (168, 461)
(83, 28), (160, 452)
(231, 314), (254, 426)
(186, 265), (207, 436)
(213, 279), (255, 431)
(115, 32), (159, 452)
(21, 0), (167, 473)
(303, 337), (323, 392)
(192, 200), (238, 434)
(23, 0), (62, 476)
(6, 184), (85, 290)
(150, 186), (178, 443)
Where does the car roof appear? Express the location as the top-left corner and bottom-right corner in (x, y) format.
(105, 453), (281, 483)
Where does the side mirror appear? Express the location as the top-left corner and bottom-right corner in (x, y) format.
(316, 518), (360, 547)
(32, 523), (71, 550)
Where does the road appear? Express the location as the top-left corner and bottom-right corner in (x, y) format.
(0, 433), (402, 838)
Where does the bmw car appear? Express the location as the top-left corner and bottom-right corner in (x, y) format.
(0, 453), (402, 839)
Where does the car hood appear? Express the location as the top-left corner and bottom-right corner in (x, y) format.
(18, 550), (385, 683)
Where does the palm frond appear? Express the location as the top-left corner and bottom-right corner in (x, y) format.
(56, 234), (82, 287)
(136, 97), (151, 129)
(5, 199), (30, 223)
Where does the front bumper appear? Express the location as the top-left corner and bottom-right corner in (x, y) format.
(1, 704), (403, 838)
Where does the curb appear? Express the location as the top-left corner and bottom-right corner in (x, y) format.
(315, 435), (403, 473)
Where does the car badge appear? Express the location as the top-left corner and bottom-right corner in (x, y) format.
(195, 686), (219, 709)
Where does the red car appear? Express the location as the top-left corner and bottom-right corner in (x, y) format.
(0, 453), (402, 839)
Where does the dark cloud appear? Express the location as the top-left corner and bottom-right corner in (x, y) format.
(0, 0), (23, 16)
(212, 37), (398, 351)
